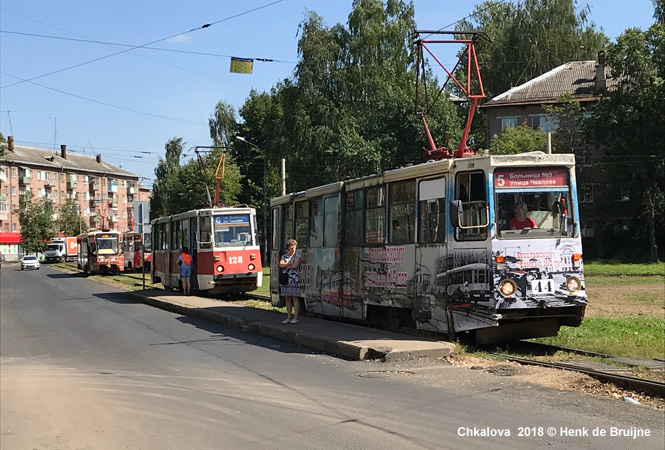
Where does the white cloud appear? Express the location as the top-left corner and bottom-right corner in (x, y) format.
(168, 34), (191, 43)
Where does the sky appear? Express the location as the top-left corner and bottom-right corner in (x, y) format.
(0, 0), (658, 187)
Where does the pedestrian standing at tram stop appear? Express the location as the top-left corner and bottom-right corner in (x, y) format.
(279, 239), (302, 324)
(178, 247), (192, 295)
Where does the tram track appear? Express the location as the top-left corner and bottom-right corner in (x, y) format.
(234, 292), (665, 396)
(493, 353), (665, 397)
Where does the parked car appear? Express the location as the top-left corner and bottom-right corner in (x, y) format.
(21, 255), (40, 270)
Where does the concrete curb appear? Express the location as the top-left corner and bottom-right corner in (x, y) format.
(127, 292), (455, 361)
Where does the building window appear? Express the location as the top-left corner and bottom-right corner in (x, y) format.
(37, 171), (43, 180)
(580, 184), (593, 203)
(82, 175), (89, 183)
(4, 224), (8, 232)
(0, 201), (7, 212)
(11, 168), (17, 177)
(529, 114), (556, 132)
(3, 186), (8, 194)
(12, 223), (17, 232)
(581, 219), (595, 237)
(501, 117), (518, 130)
(618, 186), (630, 202)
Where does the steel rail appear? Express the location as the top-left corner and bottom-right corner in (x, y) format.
(496, 354), (665, 396)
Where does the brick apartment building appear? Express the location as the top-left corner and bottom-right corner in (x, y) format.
(479, 58), (645, 258)
(0, 136), (151, 261)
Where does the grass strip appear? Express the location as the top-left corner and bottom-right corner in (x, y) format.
(532, 317), (665, 360)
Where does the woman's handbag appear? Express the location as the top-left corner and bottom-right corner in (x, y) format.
(279, 270), (289, 285)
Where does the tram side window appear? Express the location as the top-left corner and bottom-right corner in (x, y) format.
(171, 220), (182, 250)
(344, 190), (364, 246)
(282, 204), (294, 248)
(389, 180), (415, 244)
(418, 177), (446, 244)
(200, 217), (212, 249)
(455, 172), (488, 241)
(181, 219), (189, 250)
(271, 208), (280, 251)
(309, 198), (323, 247)
(323, 195), (338, 247)
(295, 201), (309, 248)
(365, 186), (386, 244)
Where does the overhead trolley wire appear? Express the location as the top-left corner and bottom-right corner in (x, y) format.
(0, 0), (284, 90)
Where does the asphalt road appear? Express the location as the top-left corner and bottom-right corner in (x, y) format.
(1, 264), (663, 450)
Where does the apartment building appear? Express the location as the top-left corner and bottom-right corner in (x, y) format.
(0, 136), (150, 260)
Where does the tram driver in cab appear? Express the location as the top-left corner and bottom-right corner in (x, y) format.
(510, 202), (536, 230)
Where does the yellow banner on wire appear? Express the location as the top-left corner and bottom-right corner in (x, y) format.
(230, 57), (254, 74)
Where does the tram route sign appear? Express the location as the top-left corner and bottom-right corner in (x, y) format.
(494, 168), (568, 189)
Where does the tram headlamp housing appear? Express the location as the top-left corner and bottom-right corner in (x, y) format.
(498, 279), (517, 297)
(565, 276), (581, 294)
(216, 265), (224, 273)
(248, 263), (255, 271)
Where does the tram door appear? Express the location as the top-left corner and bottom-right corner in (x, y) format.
(414, 177), (448, 329)
(306, 194), (342, 317)
(188, 217), (198, 291)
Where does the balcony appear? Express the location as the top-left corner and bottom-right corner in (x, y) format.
(90, 183), (100, 191)
(0, 170), (6, 183)
(19, 176), (32, 185)
(0, 193), (6, 201)
(67, 180), (78, 189)
(48, 179), (57, 187)
(108, 215), (119, 223)
(109, 201), (118, 208)
(128, 187), (136, 194)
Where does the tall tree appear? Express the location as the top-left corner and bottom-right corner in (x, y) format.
(150, 137), (184, 219)
(585, 16), (665, 262)
(16, 191), (54, 253)
(250, 0), (460, 193)
(489, 123), (547, 154)
(457, 0), (608, 99)
(57, 198), (87, 236)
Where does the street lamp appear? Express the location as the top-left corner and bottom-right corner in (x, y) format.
(236, 136), (268, 266)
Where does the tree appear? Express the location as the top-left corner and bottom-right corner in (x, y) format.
(150, 135), (243, 219)
(0, 132), (6, 157)
(58, 198), (87, 236)
(151, 137), (184, 219)
(584, 17), (665, 262)
(16, 191), (54, 254)
(489, 123), (547, 155)
(237, 0), (461, 194)
(457, 0), (608, 99)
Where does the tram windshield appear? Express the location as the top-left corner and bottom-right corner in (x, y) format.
(494, 168), (576, 238)
(213, 214), (253, 247)
(95, 236), (119, 254)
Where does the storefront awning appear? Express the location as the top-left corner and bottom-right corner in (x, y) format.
(0, 232), (22, 244)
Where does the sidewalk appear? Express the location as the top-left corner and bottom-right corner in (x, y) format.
(127, 289), (455, 361)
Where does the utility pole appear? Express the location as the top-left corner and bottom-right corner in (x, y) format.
(235, 136), (269, 266)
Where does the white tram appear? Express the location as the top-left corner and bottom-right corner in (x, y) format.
(270, 152), (587, 344)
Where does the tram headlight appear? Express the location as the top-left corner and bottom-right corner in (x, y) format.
(248, 264), (255, 271)
(216, 265), (224, 273)
(498, 279), (517, 297)
(565, 276), (581, 294)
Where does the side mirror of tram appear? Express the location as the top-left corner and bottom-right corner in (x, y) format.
(450, 200), (462, 228)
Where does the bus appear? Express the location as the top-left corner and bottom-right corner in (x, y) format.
(270, 152), (587, 344)
(151, 206), (262, 294)
(77, 229), (124, 274)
